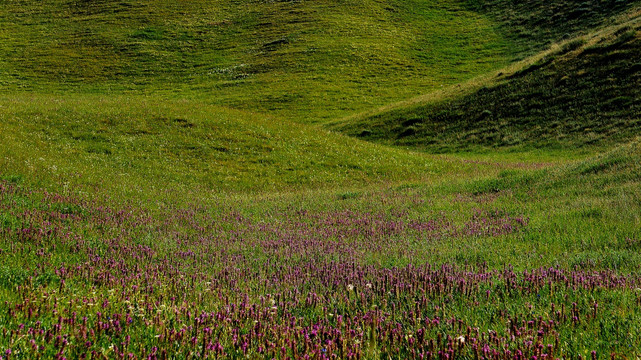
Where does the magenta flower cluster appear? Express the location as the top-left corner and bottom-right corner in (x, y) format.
(0, 181), (637, 359)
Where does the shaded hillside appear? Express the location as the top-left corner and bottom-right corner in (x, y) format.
(335, 18), (641, 153)
(466, 0), (639, 57)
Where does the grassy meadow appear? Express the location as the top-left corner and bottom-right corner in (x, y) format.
(0, 0), (513, 123)
(2, 0), (641, 359)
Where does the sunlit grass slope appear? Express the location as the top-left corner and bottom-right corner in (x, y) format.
(0, 0), (513, 123)
(454, 137), (641, 269)
(2, 1), (641, 357)
(0, 94), (461, 196)
(333, 11), (641, 153)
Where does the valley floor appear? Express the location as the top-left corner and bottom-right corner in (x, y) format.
(1, 136), (641, 358)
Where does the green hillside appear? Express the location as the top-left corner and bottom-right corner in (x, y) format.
(4, 0), (636, 125)
(0, 94), (461, 196)
(333, 11), (641, 153)
(0, 0), (514, 123)
(466, 0), (638, 57)
(3, 1), (641, 358)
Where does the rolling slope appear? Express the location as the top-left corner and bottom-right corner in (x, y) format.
(332, 8), (641, 153)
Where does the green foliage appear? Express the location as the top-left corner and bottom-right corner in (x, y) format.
(0, 266), (29, 288)
(0, 175), (22, 184)
(0, 213), (20, 231)
(466, 170), (538, 195)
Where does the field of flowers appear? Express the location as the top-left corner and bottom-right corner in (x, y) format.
(2, 1), (641, 358)
(1, 176), (641, 359)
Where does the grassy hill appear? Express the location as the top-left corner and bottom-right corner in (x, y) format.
(0, 0), (513, 123)
(333, 9), (641, 153)
(0, 94), (461, 196)
(466, 0), (639, 57)
(1, 0), (637, 196)
(3, 1), (641, 358)
(3, 0), (637, 124)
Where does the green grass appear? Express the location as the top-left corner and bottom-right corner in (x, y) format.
(2, 137), (641, 271)
(1, 138), (641, 357)
(0, 94), (462, 196)
(0, 0), (516, 123)
(443, 138), (641, 269)
(333, 15), (641, 154)
(2, 1), (641, 357)
(466, 0), (639, 58)
(0, 1), (638, 259)
(4, 0), (634, 124)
